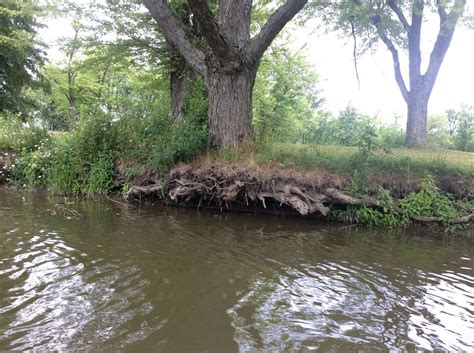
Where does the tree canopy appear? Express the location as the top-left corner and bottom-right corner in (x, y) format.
(0, 0), (45, 112)
(1, 0), (472, 152)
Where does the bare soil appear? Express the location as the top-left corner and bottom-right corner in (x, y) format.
(120, 159), (473, 221)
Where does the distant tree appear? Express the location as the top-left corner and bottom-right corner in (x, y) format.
(0, 0), (44, 112)
(312, 0), (467, 146)
(332, 105), (377, 146)
(427, 113), (452, 148)
(253, 47), (324, 143)
(311, 105), (378, 147)
(143, 0), (308, 147)
(447, 108), (461, 135)
(452, 105), (473, 151)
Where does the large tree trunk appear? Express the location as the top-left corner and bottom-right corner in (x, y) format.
(206, 67), (257, 147)
(144, 0), (307, 147)
(406, 91), (428, 146)
(370, 0), (466, 148)
(170, 62), (197, 123)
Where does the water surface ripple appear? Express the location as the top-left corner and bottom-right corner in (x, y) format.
(0, 189), (473, 352)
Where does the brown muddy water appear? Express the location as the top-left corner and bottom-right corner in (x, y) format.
(0, 188), (473, 352)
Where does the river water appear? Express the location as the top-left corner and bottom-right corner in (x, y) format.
(0, 188), (473, 352)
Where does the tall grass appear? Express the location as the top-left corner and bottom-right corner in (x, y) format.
(214, 143), (473, 176)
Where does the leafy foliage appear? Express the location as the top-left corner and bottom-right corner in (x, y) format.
(253, 47), (324, 144)
(0, 112), (50, 152)
(452, 106), (474, 152)
(0, 0), (45, 112)
(399, 176), (461, 223)
(333, 178), (472, 229)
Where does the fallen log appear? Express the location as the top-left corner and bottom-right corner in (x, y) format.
(325, 188), (380, 207)
(124, 183), (162, 200)
(411, 213), (473, 224)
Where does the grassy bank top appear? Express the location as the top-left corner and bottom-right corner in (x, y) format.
(211, 144), (473, 176)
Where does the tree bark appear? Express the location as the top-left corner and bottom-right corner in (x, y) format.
(406, 90), (428, 146)
(170, 61), (197, 123)
(207, 66), (257, 146)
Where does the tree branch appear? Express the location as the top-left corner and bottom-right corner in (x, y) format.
(424, 0), (466, 95)
(437, 0), (448, 22)
(246, 0), (308, 64)
(349, 18), (360, 89)
(387, 0), (410, 30)
(143, 0), (206, 75)
(408, 0), (423, 84)
(411, 213), (473, 224)
(218, 0), (252, 48)
(372, 16), (409, 102)
(188, 0), (233, 61)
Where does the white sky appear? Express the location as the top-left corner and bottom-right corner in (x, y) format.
(297, 18), (474, 123)
(39, 3), (474, 124)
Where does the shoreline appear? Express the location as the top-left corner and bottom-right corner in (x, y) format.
(1, 183), (473, 239)
(2, 150), (473, 235)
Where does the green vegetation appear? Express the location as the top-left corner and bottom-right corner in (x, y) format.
(0, 0), (44, 113)
(215, 143), (473, 176)
(0, 105), (206, 194)
(0, 0), (472, 231)
(332, 177), (473, 231)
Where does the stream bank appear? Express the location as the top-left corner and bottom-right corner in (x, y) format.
(2, 149), (473, 233)
(120, 159), (473, 231)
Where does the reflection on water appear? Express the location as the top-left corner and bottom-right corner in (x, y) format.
(0, 188), (473, 352)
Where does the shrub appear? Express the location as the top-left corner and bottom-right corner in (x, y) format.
(333, 177), (472, 229)
(11, 125), (50, 153)
(149, 115), (207, 174)
(48, 113), (122, 194)
(399, 176), (459, 223)
(9, 145), (53, 187)
(48, 136), (81, 193)
(0, 113), (50, 152)
(85, 152), (115, 195)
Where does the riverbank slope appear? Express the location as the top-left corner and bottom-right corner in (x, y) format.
(1, 143), (473, 231)
(118, 145), (473, 229)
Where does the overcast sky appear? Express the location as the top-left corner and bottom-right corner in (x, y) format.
(298, 18), (474, 123)
(40, 3), (474, 124)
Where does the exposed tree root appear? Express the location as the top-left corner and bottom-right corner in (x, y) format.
(121, 162), (473, 225)
(325, 188), (380, 207)
(122, 165), (363, 216)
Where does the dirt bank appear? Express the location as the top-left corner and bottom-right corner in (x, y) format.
(120, 160), (473, 225)
(0, 152), (10, 182)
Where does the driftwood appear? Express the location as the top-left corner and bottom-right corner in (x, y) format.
(325, 188), (380, 207)
(124, 183), (163, 200)
(411, 213), (473, 224)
